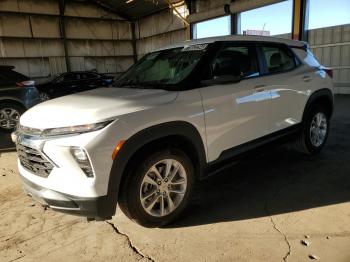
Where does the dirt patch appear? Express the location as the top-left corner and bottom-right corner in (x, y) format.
(0, 153), (142, 262)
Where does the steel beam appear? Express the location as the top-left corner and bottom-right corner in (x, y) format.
(131, 22), (138, 63)
(186, 0), (196, 39)
(188, 0), (282, 24)
(0, 10), (127, 22)
(225, 3), (240, 35)
(58, 0), (70, 72)
(292, 0), (309, 41)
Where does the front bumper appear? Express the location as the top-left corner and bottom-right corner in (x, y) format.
(12, 120), (124, 219)
(20, 173), (115, 219)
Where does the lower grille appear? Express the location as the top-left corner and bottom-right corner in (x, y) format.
(16, 144), (53, 177)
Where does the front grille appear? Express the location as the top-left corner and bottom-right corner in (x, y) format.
(16, 144), (53, 177)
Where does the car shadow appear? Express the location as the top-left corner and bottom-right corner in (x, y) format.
(168, 96), (350, 228)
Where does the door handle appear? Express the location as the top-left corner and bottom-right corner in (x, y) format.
(302, 75), (311, 82)
(253, 85), (266, 92)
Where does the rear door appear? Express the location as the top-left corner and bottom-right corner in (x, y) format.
(257, 43), (306, 133)
(199, 42), (271, 162)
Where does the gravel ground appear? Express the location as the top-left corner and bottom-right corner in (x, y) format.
(0, 95), (349, 262)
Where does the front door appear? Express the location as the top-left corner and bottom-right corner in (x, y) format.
(199, 42), (271, 162)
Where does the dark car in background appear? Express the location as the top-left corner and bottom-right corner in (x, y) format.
(0, 66), (41, 132)
(35, 71), (115, 100)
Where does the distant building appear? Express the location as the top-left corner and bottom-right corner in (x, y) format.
(243, 30), (270, 36)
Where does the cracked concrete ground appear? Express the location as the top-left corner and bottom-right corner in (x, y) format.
(1, 95), (350, 262)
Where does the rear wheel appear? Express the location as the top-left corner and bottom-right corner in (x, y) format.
(119, 149), (194, 227)
(295, 105), (330, 154)
(0, 103), (24, 132)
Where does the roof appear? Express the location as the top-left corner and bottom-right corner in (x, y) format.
(156, 35), (307, 52)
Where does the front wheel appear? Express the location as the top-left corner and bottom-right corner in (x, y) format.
(118, 149), (195, 227)
(295, 105), (330, 154)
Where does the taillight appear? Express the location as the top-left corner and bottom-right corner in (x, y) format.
(16, 80), (35, 87)
(324, 68), (333, 78)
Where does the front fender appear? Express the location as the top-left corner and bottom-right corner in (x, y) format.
(106, 121), (207, 214)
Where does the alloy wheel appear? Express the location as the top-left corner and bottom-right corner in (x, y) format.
(309, 112), (328, 147)
(0, 108), (21, 130)
(140, 159), (187, 217)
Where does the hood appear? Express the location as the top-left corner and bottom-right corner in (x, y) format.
(20, 87), (178, 129)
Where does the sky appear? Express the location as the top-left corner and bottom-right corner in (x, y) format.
(195, 16), (231, 39)
(194, 0), (350, 38)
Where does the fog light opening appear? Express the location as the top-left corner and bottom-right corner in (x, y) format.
(71, 147), (94, 178)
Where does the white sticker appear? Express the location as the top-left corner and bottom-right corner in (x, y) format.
(182, 44), (208, 52)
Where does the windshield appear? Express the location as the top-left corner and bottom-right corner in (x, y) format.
(115, 44), (208, 89)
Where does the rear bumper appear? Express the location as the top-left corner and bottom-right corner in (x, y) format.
(20, 174), (116, 219)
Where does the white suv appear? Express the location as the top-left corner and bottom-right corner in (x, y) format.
(13, 35), (334, 227)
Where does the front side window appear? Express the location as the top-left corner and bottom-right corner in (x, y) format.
(262, 45), (296, 74)
(115, 44), (208, 89)
(203, 44), (259, 82)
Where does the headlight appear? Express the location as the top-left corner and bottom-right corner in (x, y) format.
(20, 120), (113, 137)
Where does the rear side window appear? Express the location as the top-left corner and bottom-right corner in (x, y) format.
(262, 45), (296, 74)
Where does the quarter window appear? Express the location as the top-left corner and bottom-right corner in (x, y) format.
(262, 45), (296, 73)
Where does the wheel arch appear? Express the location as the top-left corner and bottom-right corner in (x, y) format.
(108, 121), (207, 205)
(0, 98), (27, 110)
(302, 88), (334, 122)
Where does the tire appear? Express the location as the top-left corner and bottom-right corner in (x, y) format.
(118, 149), (195, 227)
(0, 102), (24, 132)
(39, 92), (50, 101)
(295, 104), (330, 155)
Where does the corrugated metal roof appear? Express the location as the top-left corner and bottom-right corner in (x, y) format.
(96, 0), (173, 20)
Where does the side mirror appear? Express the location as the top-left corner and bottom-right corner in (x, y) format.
(201, 74), (242, 86)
